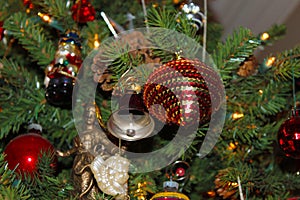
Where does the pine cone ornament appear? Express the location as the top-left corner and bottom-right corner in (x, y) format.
(214, 169), (238, 200)
(143, 58), (223, 126)
(91, 31), (160, 93)
(237, 56), (258, 77)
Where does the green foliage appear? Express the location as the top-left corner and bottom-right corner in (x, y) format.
(270, 47), (300, 81)
(20, 151), (73, 200)
(213, 27), (261, 81)
(1, 0), (300, 199)
(147, 7), (199, 42)
(0, 0), (25, 21)
(0, 152), (31, 199)
(262, 24), (287, 45)
(0, 58), (76, 149)
(3, 12), (56, 66)
(32, 0), (75, 29)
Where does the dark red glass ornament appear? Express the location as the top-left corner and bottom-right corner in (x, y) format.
(71, 0), (96, 23)
(4, 133), (57, 177)
(278, 109), (300, 159)
(0, 21), (4, 41)
(143, 58), (223, 126)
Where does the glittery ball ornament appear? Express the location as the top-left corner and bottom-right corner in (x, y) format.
(143, 58), (222, 126)
(278, 109), (300, 159)
(71, 0), (96, 23)
(4, 132), (56, 177)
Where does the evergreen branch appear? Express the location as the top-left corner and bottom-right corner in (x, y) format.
(213, 27), (261, 81)
(0, 0), (24, 21)
(32, 0), (72, 21)
(0, 59), (76, 148)
(80, 21), (110, 57)
(251, 168), (298, 199)
(21, 151), (73, 199)
(270, 47), (300, 81)
(0, 153), (31, 199)
(261, 24), (286, 45)
(31, 0), (75, 30)
(147, 7), (200, 42)
(147, 7), (178, 30)
(3, 12), (56, 66)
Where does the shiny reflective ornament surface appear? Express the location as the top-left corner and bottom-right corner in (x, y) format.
(4, 132), (56, 177)
(278, 109), (300, 159)
(107, 108), (155, 141)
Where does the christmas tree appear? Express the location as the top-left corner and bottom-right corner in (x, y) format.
(1, 0), (300, 199)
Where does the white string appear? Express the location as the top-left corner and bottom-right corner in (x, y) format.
(141, 0), (149, 31)
(237, 176), (245, 200)
(202, 0), (207, 63)
(101, 12), (118, 39)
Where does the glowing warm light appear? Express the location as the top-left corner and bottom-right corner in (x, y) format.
(38, 12), (51, 23)
(94, 34), (100, 48)
(297, 171), (300, 176)
(266, 57), (276, 67)
(260, 32), (270, 41)
(259, 89), (263, 95)
(207, 191), (215, 197)
(230, 182), (238, 187)
(228, 142), (238, 150)
(232, 112), (244, 120)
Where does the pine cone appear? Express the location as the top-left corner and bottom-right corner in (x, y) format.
(214, 169), (238, 200)
(237, 56), (258, 77)
(91, 31), (160, 94)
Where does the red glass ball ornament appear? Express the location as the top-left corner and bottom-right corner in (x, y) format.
(71, 0), (96, 23)
(175, 167), (185, 177)
(143, 58), (222, 126)
(4, 133), (57, 176)
(278, 109), (300, 159)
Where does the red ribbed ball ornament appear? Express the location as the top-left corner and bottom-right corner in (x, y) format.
(278, 109), (300, 159)
(4, 133), (57, 177)
(143, 58), (222, 126)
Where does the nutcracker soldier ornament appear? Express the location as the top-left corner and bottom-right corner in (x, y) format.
(45, 30), (82, 107)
